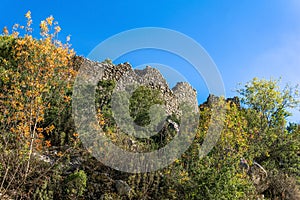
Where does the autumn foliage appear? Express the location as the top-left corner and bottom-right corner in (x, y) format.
(0, 12), (299, 200)
(0, 11), (76, 197)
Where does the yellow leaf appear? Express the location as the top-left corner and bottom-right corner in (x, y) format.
(45, 140), (51, 147)
(54, 26), (61, 33)
(25, 11), (31, 19)
(46, 15), (54, 26)
(2, 26), (9, 35)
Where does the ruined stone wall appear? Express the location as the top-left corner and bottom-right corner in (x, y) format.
(72, 56), (198, 117)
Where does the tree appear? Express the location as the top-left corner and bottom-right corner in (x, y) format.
(237, 78), (299, 134)
(0, 11), (76, 198)
(237, 78), (300, 198)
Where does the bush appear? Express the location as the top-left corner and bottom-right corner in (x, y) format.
(0, 11), (76, 198)
(64, 170), (87, 198)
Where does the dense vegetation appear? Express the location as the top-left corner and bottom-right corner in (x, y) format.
(0, 13), (299, 199)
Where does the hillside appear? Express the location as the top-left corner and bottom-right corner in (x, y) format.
(0, 18), (300, 200)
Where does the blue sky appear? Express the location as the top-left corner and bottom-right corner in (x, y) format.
(1, 0), (300, 122)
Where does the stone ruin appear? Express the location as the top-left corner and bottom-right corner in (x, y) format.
(72, 56), (198, 117)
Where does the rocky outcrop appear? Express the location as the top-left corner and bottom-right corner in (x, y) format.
(73, 56), (198, 117)
(200, 94), (241, 110)
(115, 180), (131, 196)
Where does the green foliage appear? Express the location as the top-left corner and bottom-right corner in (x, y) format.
(33, 180), (54, 200)
(1, 13), (299, 200)
(178, 98), (255, 199)
(129, 85), (165, 126)
(184, 158), (255, 200)
(237, 78), (299, 132)
(237, 78), (300, 198)
(237, 78), (299, 163)
(64, 170), (87, 198)
(0, 36), (16, 72)
(0, 12), (77, 199)
(103, 58), (113, 64)
(95, 80), (116, 129)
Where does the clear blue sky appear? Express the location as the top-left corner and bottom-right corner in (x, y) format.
(1, 0), (300, 122)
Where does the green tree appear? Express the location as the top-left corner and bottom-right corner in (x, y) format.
(129, 85), (164, 126)
(237, 78), (299, 134)
(237, 78), (300, 198)
(237, 78), (299, 157)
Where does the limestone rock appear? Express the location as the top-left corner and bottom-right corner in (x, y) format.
(74, 56), (198, 118)
(115, 180), (131, 196)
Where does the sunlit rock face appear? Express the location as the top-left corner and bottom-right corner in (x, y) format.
(72, 56), (198, 117)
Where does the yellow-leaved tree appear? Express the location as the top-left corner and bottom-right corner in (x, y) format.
(0, 11), (76, 198)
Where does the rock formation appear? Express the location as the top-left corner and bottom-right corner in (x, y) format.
(72, 56), (198, 117)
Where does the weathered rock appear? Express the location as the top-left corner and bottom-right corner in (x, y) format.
(115, 180), (131, 196)
(73, 56), (198, 118)
(248, 162), (269, 193)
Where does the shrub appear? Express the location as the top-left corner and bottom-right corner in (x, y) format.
(64, 170), (87, 198)
(0, 11), (76, 198)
